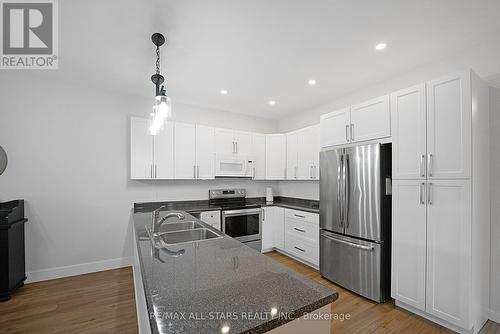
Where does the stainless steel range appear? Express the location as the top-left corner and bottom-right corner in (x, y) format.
(209, 189), (262, 251)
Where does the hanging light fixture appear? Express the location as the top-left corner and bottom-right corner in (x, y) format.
(149, 33), (172, 135)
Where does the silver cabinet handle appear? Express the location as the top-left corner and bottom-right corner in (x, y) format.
(295, 166), (297, 179)
(420, 182), (425, 204)
(235, 142), (238, 153)
(197, 165), (200, 179)
(262, 209), (265, 221)
(345, 124), (350, 142)
(310, 166), (313, 179)
(253, 167), (256, 178)
(428, 182), (433, 205)
(314, 166), (317, 179)
(294, 227), (306, 233)
(294, 246), (306, 252)
(428, 154), (433, 177)
(155, 165), (158, 178)
(193, 165), (196, 178)
(350, 124), (354, 141)
(294, 214), (305, 218)
(420, 155), (425, 177)
(284, 167), (287, 179)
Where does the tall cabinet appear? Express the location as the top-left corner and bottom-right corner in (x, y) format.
(391, 70), (490, 333)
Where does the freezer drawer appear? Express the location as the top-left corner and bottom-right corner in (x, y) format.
(320, 230), (389, 302)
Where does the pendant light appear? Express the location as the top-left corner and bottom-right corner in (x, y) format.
(149, 33), (172, 135)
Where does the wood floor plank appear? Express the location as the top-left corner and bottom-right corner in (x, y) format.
(0, 253), (498, 334)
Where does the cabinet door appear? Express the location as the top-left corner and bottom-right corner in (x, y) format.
(196, 125), (215, 179)
(391, 84), (427, 179)
(234, 131), (252, 155)
(130, 117), (153, 179)
(174, 122), (196, 179)
(214, 128), (235, 154)
(265, 134), (287, 180)
(286, 132), (298, 179)
(252, 134), (266, 179)
(154, 121), (174, 179)
(350, 95), (391, 142)
(320, 108), (350, 148)
(261, 207), (274, 251)
(426, 72), (471, 179)
(272, 207), (285, 250)
(426, 179), (471, 328)
(391, 180), (427, 311)
(297, 126), (319, 180)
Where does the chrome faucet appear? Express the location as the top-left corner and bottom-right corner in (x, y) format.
(151, 207), (185, 235)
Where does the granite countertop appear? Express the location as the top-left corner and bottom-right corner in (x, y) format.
(134, 196), (319, 214)
(133, 211), (336, 334)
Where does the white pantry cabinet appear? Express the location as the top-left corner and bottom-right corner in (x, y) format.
(391, 84), (427, 179)
(252, 134), (266, 179)
(215, 128), (252, 155)
(174, 122), (215, 179)
(426, 72), (471, 179)
(391, 180), (427, 311)
(130, 117), (174, 179)
(320, 95), (390, 149)
(266, 134), (287, 180)
(391, 70), (490, 334)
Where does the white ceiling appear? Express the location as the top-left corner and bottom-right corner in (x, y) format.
(42, 0), (500, 119)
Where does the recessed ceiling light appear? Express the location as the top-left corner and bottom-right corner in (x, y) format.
(308, 79), (317, 85)
(220, 89), (228, 95)
(375, 42), (387, 51)
(268, 100), (276, 106)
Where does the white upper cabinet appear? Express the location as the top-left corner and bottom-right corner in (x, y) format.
(320, 108), (350, 148)
(195, 125), (215, 179)
(426, 71), (471, 179)
(174, 122), (197, 179)
(391, 84), (427, 179)
(234, 131), (252, 155)
(266, 134), (286, 180)
(252, 134), (266, 179)
(297, 126), (320, 180)
(154, 121), (174, 179)
(286, 132), (298, 179)
(130, 117), (173, 179)
(131, 117), (154, 179)
(425, 179), (471, 328)
(215, 128), (253, 155)
(350, 95), (391, 143)
(214, 128), (234, 154)
(391, 180), (427, 311)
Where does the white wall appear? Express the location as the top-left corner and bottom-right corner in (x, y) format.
(489, 87), (500, 320)
(277, 181), (319, 201)
(0, 73), (278, 277)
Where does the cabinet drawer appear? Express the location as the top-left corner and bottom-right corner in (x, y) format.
(285, 218), (318, 242)
(284, 208), (319, 224)
(285, 233), (319, 265)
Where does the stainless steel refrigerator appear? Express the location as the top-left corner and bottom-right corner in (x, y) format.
(319, 143), (392, 302)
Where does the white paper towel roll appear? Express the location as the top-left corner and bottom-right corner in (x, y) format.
(266, 187), (273, 203)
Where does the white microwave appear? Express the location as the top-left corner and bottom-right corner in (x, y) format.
(215, 154), (254, 178)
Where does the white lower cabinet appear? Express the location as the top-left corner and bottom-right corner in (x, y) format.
(261, 206), (284, 251)
(283, 209), (319, 267)
(392, 179), (473, 330)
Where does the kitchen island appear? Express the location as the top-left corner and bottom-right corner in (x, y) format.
(132, 209), (337, 334)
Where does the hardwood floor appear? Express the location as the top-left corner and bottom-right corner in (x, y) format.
(0, 253), (498, 334)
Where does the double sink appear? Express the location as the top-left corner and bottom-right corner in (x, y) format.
(148, 217), (223, 248)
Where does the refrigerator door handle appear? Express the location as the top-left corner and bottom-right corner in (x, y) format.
(338, 154), (343, 227)
(344, 154), (350, 229)
(321, 233), (374, 251)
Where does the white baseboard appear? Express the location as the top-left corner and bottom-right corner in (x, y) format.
(490, 309), (500, 324)
(26, 256), (134, 284)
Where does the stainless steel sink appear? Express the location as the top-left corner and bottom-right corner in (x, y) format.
(157, 221), (203, 233)
(158, 228), (222, 245)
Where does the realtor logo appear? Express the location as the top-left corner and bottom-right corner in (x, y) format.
(1, 0), (58, 69)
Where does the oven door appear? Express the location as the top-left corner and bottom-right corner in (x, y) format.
(222, 208), (261, 243)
